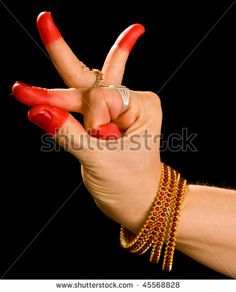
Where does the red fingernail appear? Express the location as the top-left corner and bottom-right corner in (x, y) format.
(29, 111), (52, 128)
(37, 11), (61, 46)
(116, 24), (145, 52)
(89, 123), (121, 140)
(12, 81), (49, 107)
(28, 105), (69, 135)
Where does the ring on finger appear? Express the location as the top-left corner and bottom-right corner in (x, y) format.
(108, 85), (130, 114)
(92, 69), (104, 88)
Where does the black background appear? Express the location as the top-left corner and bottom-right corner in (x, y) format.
(0, 0), (235, 279)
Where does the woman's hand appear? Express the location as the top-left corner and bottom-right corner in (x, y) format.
(12, 12), (162, 233)
(13, 11), (145, 137)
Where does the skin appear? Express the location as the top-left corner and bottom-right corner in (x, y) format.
(14, 12), (144, 139)
(37, 12), (61, 45)
(13, 12), (236, 278)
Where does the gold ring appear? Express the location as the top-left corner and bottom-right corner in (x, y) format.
(92, 69), (104, 88)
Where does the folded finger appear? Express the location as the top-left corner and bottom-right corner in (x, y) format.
(84, 88), (141, 133)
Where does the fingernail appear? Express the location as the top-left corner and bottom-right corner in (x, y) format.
(37, 11), (61, 46)
(12, 81), (31, 97)
(116, 23), (145, 52)
(12, 81), (49, 107)
(28, 105), (69, 135)
(29, 110), (52, 129)
(12, 81), (31, 103)
(89, 123), (121, 140)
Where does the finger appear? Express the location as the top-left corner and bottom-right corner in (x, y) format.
(88, 123), (121, 140)
(82, 87), (122, 139)
(102, 24), (145, 85)
(84, 88), (142, 133)
(13, 82), (122, 140)
(28, 105), (88, 160)
(12, 81), (83, 112)
(12, 82), (121, 140)
(37, 12), (95, 87)
(28, 105), (70, 135)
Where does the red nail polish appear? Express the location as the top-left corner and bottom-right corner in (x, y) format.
(89, 123), (121, 140)
(12, 81), (49, 107)
(29, 110), (52, 128)
(116, 23), (145, 52)
(28, 105), (69, 135)
(37, 11), (61, 46)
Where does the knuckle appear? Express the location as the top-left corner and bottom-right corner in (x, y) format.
(87, 87), (104, 100)
(143, 91), (161, 109)
(138, 91), (162, 121)
(147, 91), (160, 102)
(85, 88), (104, 105)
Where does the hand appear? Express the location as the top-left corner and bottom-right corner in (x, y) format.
(12, 12), (162, 233)
(13, 11), (145, 138)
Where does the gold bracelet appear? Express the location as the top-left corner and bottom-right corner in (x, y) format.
(150, 166), (180, 264)
(162, 177), (187, 271)
(119, 164), (187, 272)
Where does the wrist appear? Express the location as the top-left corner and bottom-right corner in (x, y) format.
(121, 163), (162, 234)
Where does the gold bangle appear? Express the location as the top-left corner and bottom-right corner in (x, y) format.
(119, 164), (187, 272)
(149, 166), (180, 264)
(162, 177), (187, 272)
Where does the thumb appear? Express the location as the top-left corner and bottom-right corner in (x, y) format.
(28, 105), (87, 159)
